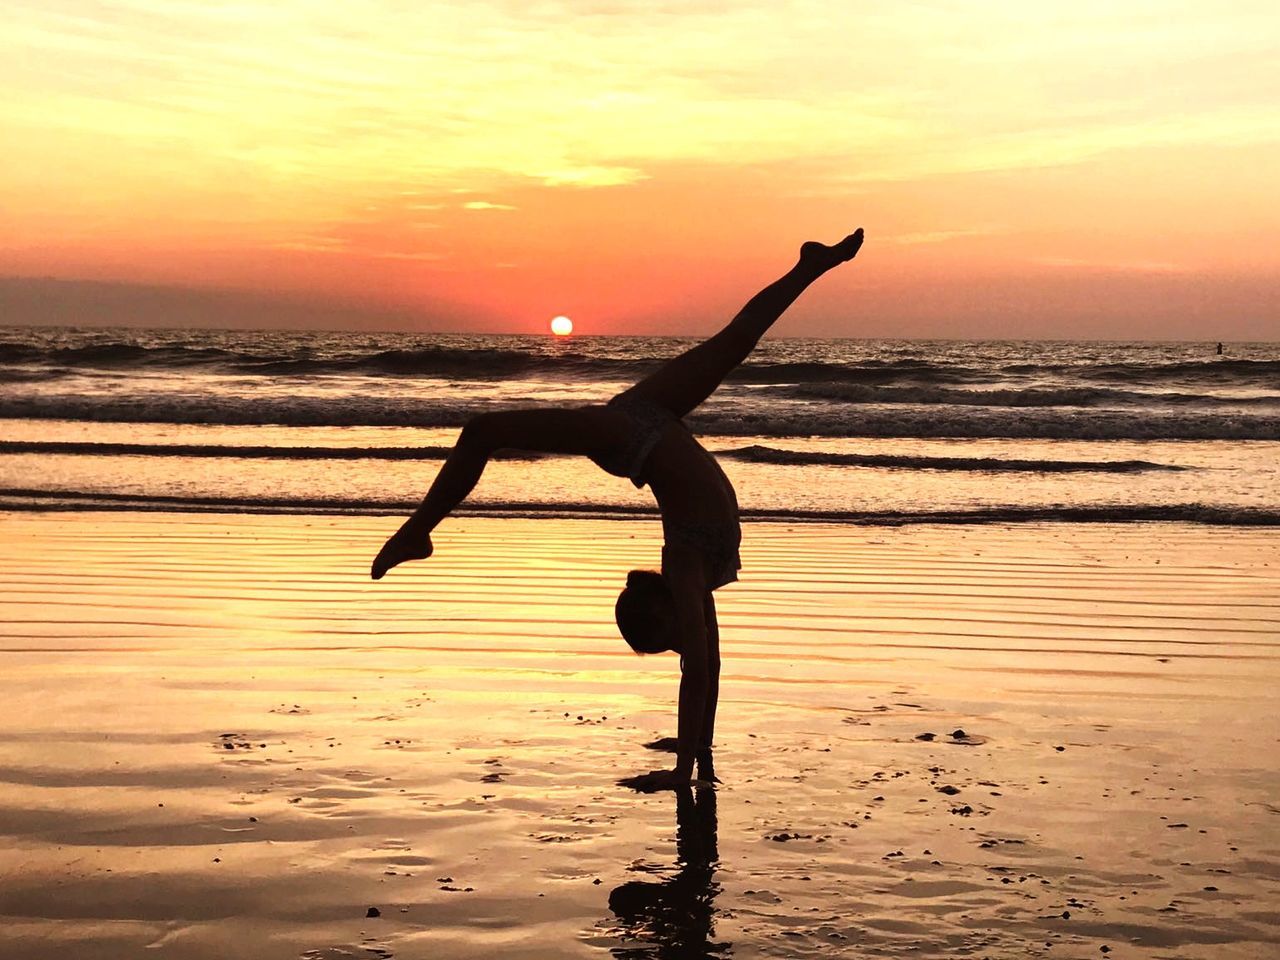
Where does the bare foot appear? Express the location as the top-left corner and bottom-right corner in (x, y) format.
(800, 228), (864, 272)
(371, 521), (433, 579)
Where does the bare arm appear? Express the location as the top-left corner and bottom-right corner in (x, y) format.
(620, 551), (712, 791)
(698, 595), (721, 780)
(638, 594), (721, 782)
(672, 579), (709, 781)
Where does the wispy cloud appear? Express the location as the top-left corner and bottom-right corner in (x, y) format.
(1032, 256), (1189, 274)
(273, 238), (447, 262)
(9, 0), (1274, 213)
(885, 227), (1004, 246)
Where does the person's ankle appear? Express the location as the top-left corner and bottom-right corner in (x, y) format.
(794, 256), (827, 280)
(402, 514), (432, 534)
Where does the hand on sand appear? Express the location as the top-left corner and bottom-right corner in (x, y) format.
(618, 768), (700, 793)
(800, 228), (864, 273)
(643, 736), (680, 753)
(370, 522), (433, 580)
(644, 738), (720, 782)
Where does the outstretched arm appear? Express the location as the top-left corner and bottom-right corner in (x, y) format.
(371, 406), (626, 579)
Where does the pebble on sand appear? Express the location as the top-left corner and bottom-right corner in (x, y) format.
(366, 907), (381, 918)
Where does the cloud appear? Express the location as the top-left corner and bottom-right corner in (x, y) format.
(267, 196), (449, 261)
(533, 166), (647, 188)
(273, 238), (446, 262)
(1031, 256), (1188, 274)
(6, 0), (1278, 212)
(885, 227), (1004, 246)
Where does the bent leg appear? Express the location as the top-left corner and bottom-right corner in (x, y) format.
(370, 425), (488, 579)
(372, 406), (630, 579)
(625, 229), (863, 418)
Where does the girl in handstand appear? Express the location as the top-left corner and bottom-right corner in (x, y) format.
(372, 228), (865, 790)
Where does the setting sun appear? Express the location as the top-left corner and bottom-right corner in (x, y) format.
(550, 315), (573, 336)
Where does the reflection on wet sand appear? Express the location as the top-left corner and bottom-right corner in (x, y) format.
(608, 787), (728, 958)
(3, 515), (1279, 958)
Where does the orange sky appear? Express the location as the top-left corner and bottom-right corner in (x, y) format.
(2, 1), (1278, 338)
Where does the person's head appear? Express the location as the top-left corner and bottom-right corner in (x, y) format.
(615, 569), (677, 654)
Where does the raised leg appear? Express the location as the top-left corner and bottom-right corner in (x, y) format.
(623, 229), (863, 418)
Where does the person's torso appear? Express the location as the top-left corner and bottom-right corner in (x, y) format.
(644, 422), (739, 531)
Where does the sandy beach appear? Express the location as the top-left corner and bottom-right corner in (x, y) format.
(1, 512), (1277, 959)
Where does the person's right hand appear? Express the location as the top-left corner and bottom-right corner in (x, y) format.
(697, 749), (721, 784)
(618, 768), (691, 793)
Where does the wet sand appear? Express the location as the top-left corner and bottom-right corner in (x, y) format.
(0, 512), (1277, 959)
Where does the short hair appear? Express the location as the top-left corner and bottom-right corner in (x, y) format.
(615, 569), (674, 654)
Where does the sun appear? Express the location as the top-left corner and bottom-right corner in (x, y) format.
(550, 315), (574, 336)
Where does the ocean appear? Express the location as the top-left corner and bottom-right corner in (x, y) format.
(2, 326), (1278, 524)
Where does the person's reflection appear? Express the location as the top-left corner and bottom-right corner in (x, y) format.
(608, 785), (728, 958)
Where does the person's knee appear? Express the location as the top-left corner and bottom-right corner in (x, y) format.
(459, 413), (497, 450)
(716, 325), (758, 365)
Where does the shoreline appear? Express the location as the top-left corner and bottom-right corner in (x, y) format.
(3, 498), (1280, 526)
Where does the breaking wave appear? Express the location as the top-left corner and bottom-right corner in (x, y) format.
(773, 381), (1280, 409)
(2, 395), (1277, 440)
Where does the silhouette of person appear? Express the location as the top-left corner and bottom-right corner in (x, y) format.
(606, 785), (727, 957)
(371, 229), (865, 789)
(1216, 342), (1224, 355)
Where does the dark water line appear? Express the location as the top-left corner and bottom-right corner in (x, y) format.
(0, 440), (535, 461)
(2, 489), (1278, 526)
(0, 440), (1186, 473)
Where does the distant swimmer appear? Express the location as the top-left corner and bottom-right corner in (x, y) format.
(1217, 342), (1224, 355)
(371, 228), (866, 791)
